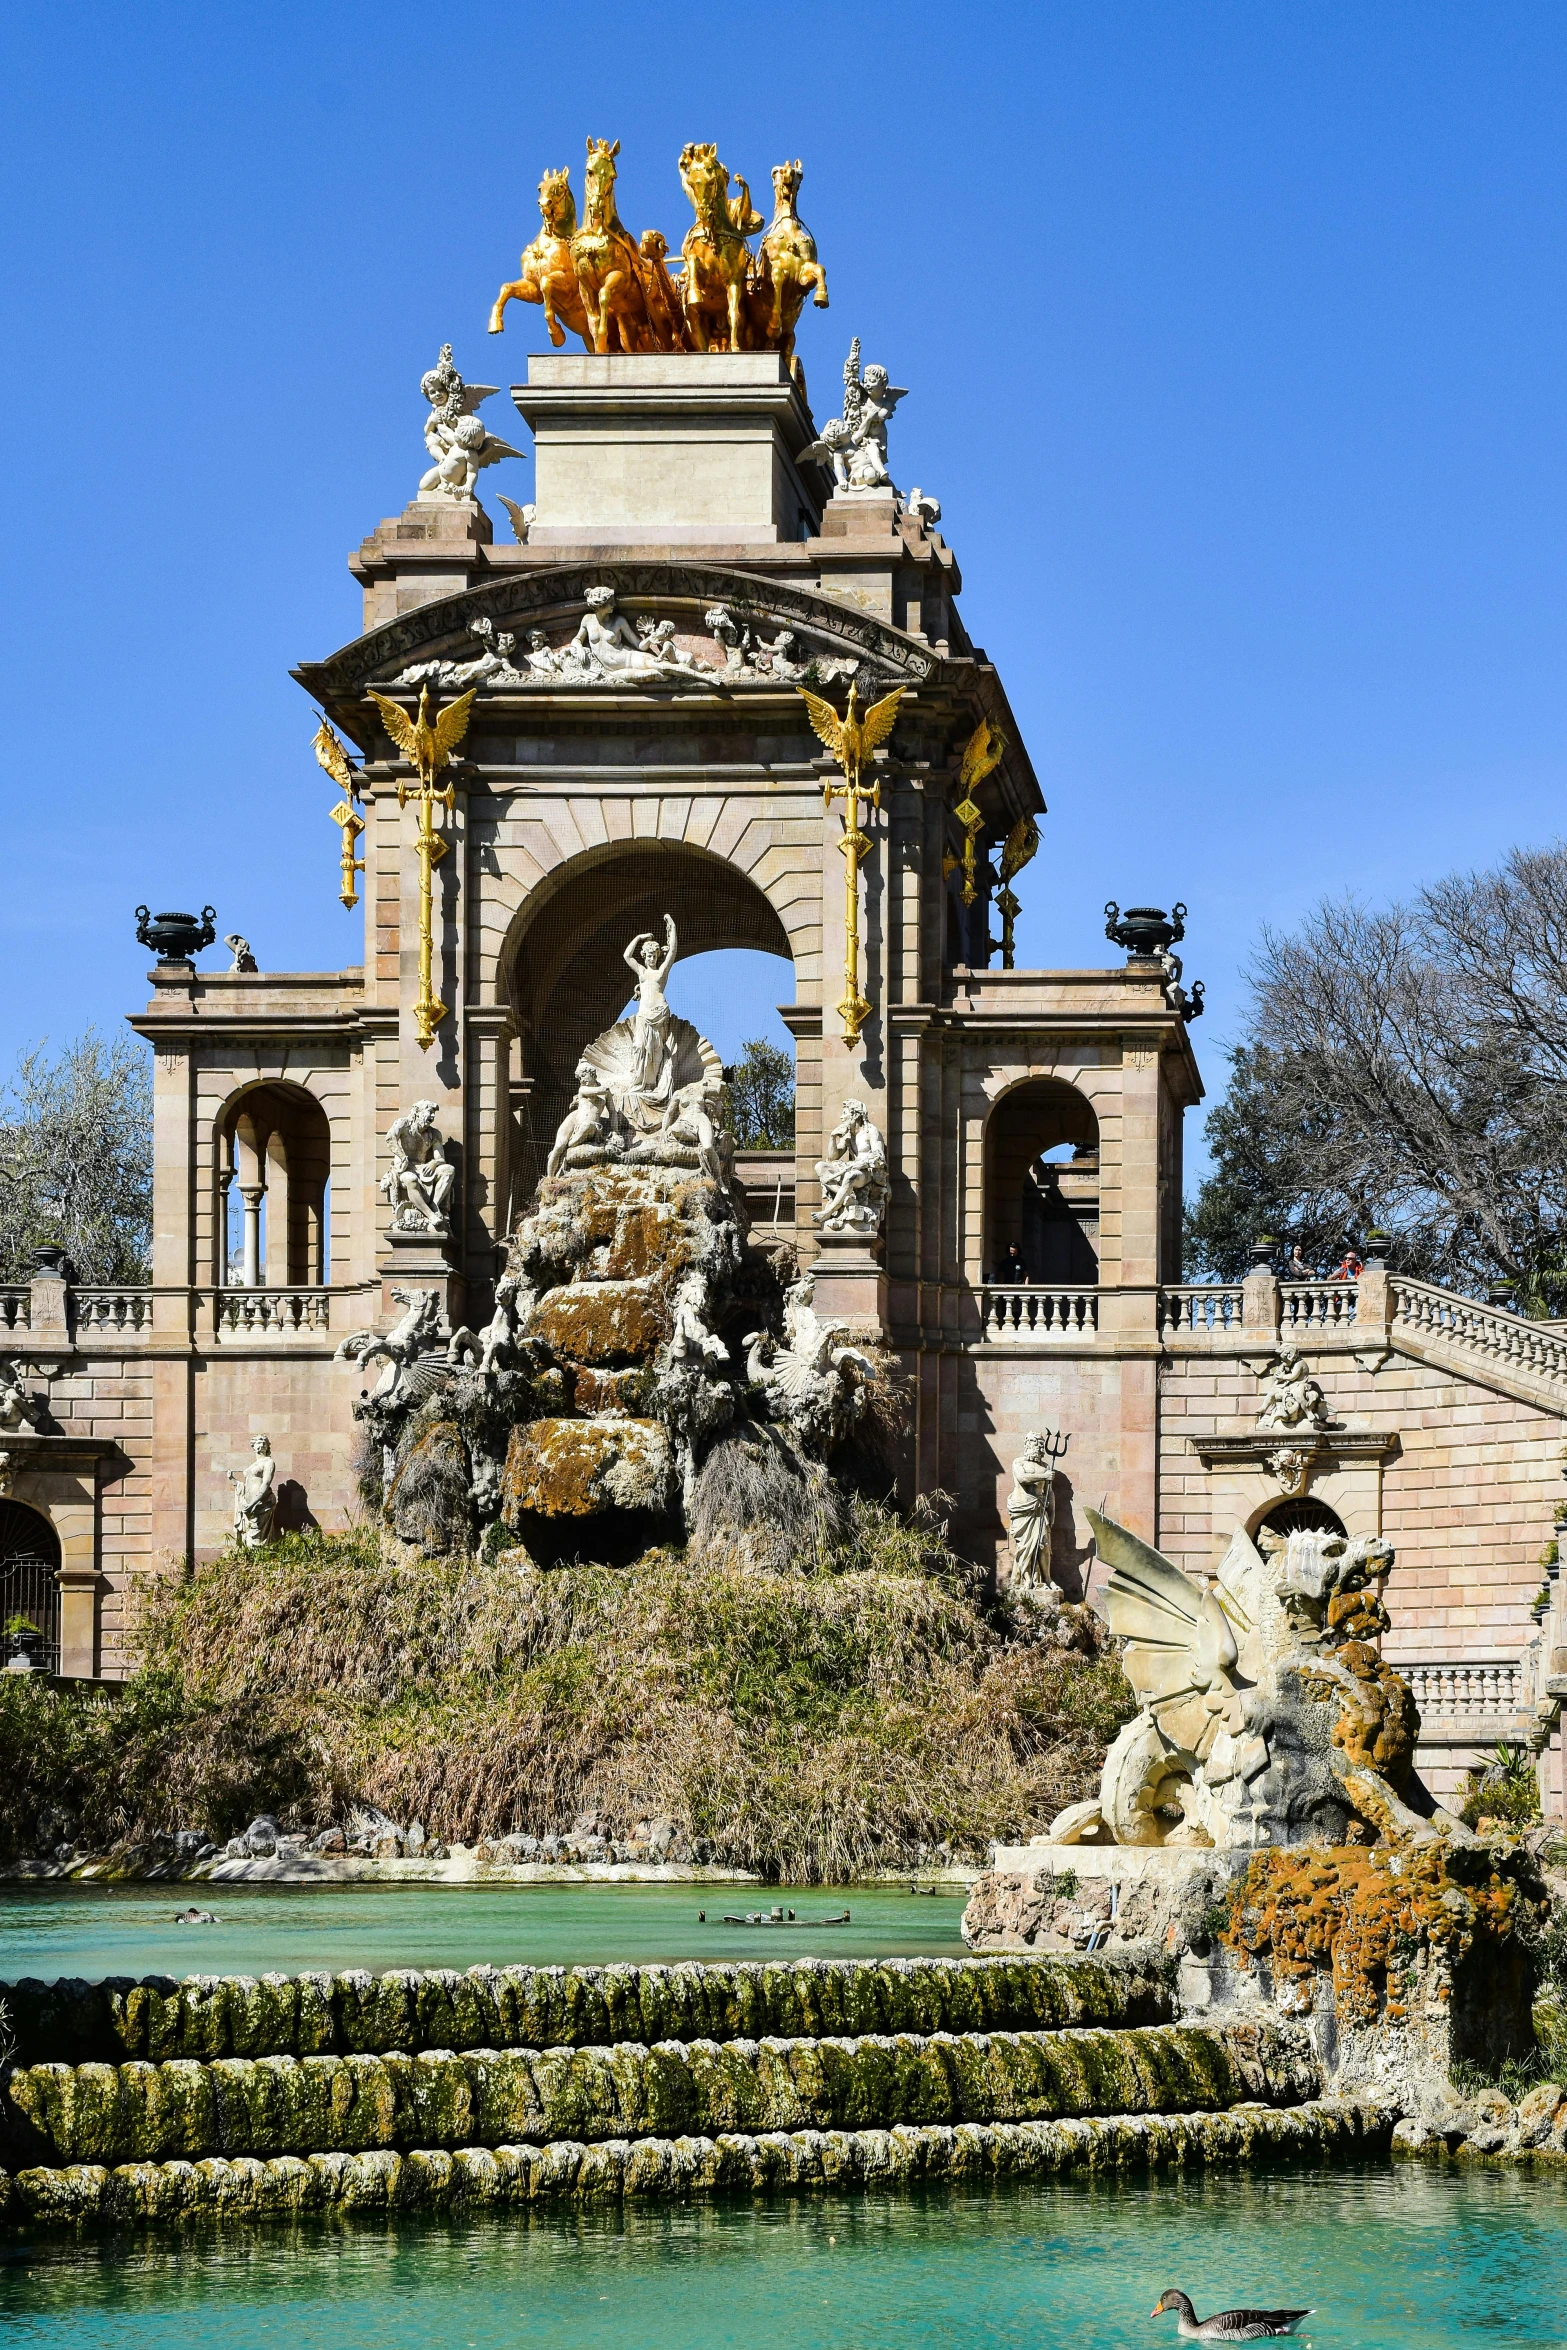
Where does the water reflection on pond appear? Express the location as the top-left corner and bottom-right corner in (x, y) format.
(2, 2165), (1563, 2349)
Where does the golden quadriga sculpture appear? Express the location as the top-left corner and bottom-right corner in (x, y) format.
(490, 138), (828, 361)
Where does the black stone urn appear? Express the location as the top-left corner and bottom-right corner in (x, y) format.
(135, 906), (217, 963)
(1105, 901), (1186, 958)
(31, 1245), (71, 1278)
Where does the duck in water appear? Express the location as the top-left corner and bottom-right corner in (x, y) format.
(1151, 2289), (1313, 2340)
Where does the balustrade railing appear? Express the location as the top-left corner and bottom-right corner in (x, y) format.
(1280, 1280), (1357, 1329)
(980, 1285), (1098, 1342)
(1391, 1278), (1567, 1387)
(216, 1288), (333, 1336)
(1400, 1660), (1523, 1721)
(73, 1288), (152, 1335)
(1157, 1285), (1244, 1336)
(0, 1290), (30, 1335)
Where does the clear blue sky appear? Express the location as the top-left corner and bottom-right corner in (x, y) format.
(4, 1), (1565, 1158)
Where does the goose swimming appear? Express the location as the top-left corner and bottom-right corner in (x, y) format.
(1152, 2288), (1313, 2340)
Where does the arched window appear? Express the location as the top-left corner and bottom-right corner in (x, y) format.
(216, 1084), (332, 1287)
(1257, 1497), (1347, 1541)
(0, 1499), (61, 1675)
(985, 1080), (1099, 1283)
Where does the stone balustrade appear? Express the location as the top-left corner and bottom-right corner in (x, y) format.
(979, 1286), (1099, 1343)
(215, 1288), (333, 1338)
(0, 1289), (31, 1335)
(1280, 1280), (1357, 1330)
(1400, 1660), (1523, 1722)
(1157, 1285), (1245, 1336)
(1391, 1278), (1567, 1387)
(72, 1289), (152, 1336)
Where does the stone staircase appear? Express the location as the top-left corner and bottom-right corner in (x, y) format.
(0, 1956), (1391, 2228)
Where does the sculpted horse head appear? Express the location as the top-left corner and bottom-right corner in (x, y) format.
(537, 166), (576, 239)
(751, 157), (828, 358)
(573, 136), (655, 352)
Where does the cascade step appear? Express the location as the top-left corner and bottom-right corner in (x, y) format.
(4, 1954), (1172, 2069)
(1, 2098), (1396, 2229)
(1, 2019), (1317, 2171)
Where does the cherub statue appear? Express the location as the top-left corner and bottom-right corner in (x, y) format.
(522, 629), (563, 677)
(801, 337), (907, 494)
(230, 1434), (278, 1549)
(813, 1100), (891, 1238)
(0, 1360), (43, 1434)
(379, 1101), (455, 1234)
(418, 343), (524, 502)
(1256, 1346), (1337, 1432)
(623, 915), (679, 1100)
(548, 1061), (614, 1176)
(1006, 1427), (1067, 1591)
(660, 1074), (734, 1191)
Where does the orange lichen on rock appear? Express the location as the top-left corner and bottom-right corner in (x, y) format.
(501, 1416), (675, 1521)
(572, 1366), (654, 1417)
(532, 1280), (672, 1367)
(1222, 1844), (1532, 2027)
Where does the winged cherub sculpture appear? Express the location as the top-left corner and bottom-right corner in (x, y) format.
(801, 336), (908, 494)
(418, 343), (524, 502)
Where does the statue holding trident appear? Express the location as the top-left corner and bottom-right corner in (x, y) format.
(623, 914), (679, 1100)
(1007, 1427), (1068, 1592)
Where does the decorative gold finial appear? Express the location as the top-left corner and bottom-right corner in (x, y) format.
(797, 680), (906, 1047)
(313, 719), (366, 911)
(951, 717), (1008, 907)
(366, 684), (476, 1051)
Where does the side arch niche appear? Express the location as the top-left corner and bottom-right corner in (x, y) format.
(1255, 1496), (1348, 1541)
(215, 1081), (332, 1287)
(0, 1497), (63, 1676)
(984, 1078), (1100, 1284)
(498, 840), (798, 1200)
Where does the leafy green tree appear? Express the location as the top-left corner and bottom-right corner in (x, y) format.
(1186, 843), (1567, 1305)
(726, 1038), (795, 1149)
(0, 1030), (152, 1282)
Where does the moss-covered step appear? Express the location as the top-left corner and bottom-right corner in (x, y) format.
(0, 2097), (1394, 2228)
(1, 2018), (1316, 2171)
(5, 1953), (1172, 2069)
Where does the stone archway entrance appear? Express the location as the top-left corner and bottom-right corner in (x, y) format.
(502, 840), (796, 1198)
(0, 1498), (62, 1675)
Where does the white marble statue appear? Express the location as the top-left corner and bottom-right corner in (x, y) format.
(418, 343), (523, 502)
(743, 1271), (874, 1454)
(1007, 1428), (1066, 1591)
(380, 1102), (456, 1235)
(0, 1360), (43, 1434)
(802, 337), (907, 494)
(398, 616), (524, 690)
(568, 586), (693, 680)
(1256, 1346), (1337, 1432)
(448, 1272), (525, 1377)
(225, 934), (258, 973)
(230, 1434), (278, 1549)
(813, 1100), (890, 1239)
(624, 916), (680, 1100)
(548, 1061), (613, 1177)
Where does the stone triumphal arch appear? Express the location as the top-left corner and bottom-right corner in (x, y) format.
(5, 165), (1564, 1802)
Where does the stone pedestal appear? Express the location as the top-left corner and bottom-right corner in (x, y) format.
(350, 497), (494, 630)
(512, 353), (825, 546)
(379, 1226), (462, 1324)
(809, 1230), (888, 1341)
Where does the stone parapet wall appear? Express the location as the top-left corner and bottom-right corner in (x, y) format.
(7, 1953), (1169, 2069)
(0, 2018), (1315, 2172)
(1, 2099), (1391, 2229)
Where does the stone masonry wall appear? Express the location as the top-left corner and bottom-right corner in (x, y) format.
(1157, 1351), (1563, 1671)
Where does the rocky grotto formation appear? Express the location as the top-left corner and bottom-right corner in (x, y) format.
(342, 939), (890, 1564)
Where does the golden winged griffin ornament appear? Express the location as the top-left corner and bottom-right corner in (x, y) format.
(367, 684), (477, 1051)
(312, 719), (365, 911)
(797, 680), (906, 1047)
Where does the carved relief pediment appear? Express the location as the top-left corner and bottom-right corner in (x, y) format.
(296, 563), (939, 709)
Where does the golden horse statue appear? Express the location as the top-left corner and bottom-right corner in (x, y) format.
(488, 167), (593, 348)
(678, 142), (765, 353)
(572, 136), (657, 354)
(637, 228), (690, 351)
(746, 161), (828, 363)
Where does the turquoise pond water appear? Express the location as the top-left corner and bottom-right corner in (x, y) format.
(0, 1881), (968, 1983)
(2, 2166), (1565, 2348)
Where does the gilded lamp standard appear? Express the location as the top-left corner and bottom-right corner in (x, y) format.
(798, 681), (905, 1046)
(367, 683), (476, 1051)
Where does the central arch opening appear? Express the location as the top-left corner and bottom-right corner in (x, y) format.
(502, 842), (798, 1208)
(985, 1079), (1100, 1284)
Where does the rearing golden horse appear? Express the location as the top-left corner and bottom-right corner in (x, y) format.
(746, 160), (829, 364)
(488, 167), (593, 349)
(572, 137), (656, 354)
(678, 142), (765, 353)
